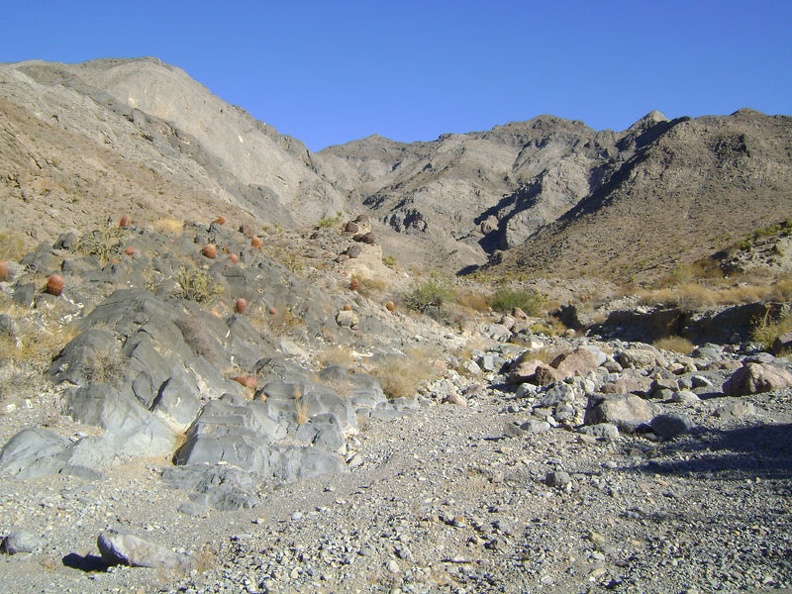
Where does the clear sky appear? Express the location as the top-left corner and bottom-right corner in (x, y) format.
(2, 1), (790, 151)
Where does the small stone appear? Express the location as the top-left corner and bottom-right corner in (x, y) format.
(386, 559), (400, 574)
(650, 413), (694, 439)
(545, 470), (571, 488)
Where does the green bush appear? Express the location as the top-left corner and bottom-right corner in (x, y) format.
(489, 287), (545, 316)
(404, 277), (454, 315)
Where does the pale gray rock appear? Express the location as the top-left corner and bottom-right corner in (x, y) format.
(584, 393), (660, 432)
(97, 530), (191, 569)
(1, 531), (44, 554)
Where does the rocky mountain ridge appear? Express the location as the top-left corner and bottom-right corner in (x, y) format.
(2, 58), (790, 282)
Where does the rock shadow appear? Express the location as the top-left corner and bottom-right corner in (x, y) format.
(62, 552), (108, 572)
(634, 422), (792, 481)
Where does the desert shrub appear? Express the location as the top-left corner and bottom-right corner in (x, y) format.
(358, 276), (387, 296)
(654, 335), (696, 355)
(317, 212), (342, 229)
(150, 218), (186, 236)
(76, 227), (125, 265)
(319, 344), (356, 369)
(173, 267), (222, 303)
(83, 344), (125, 386)
(368, 349), (437, 399)
(382, 255), (397, 268)
(454, 289), (490, 313)
(0, 229), (30, 261)
(404, 276), (454, 315)
(752, 306), (792, 351)
(489, 287), (546, 316)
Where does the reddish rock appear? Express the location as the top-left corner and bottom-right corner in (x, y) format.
(251, 237), (263, 250)
(46, 274), (64, 296)
(552, 348), (600, 379)
(0, 261), (8, 282)
(119, 214), (132, 228)
(202, 244), (217, 259)
(232, 376), (257, 389)
(234, 298), (247, 314)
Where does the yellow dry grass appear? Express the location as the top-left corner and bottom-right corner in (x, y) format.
(367, 347), (439, 400)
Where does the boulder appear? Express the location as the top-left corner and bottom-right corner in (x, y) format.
(722, 361), (792, 396)
(551, 347), (600, 379)
(584, 393), (660, 432)
(1, 531), (44, 554)
(97, 530), (191, 569)
(650, 413), (694, 439)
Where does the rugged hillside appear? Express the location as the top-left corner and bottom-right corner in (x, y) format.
(0, 58), (345, 246)
(319, 109), (792, 281)
(2, 57), (790, 282)
(499, 109), (792, 283)
(316, 115), (627, 271)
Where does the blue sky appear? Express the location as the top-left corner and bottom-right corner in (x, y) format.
(2, 1), (790, 151)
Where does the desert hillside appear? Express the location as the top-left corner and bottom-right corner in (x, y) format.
(0, 58), (791, 594)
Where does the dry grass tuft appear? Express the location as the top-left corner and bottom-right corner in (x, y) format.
(367, 347), (438, 400)
(149, 217), (186, 236)
(0, 229), (31, 261)
(654, 335), (696, 355)
(752, 307), (792, 351)
(83, 344), (125, 386)
(318, 344), (356, 369)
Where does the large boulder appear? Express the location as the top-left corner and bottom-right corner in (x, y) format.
(722, 361), (792, 396)
(584, 393), (660, 432)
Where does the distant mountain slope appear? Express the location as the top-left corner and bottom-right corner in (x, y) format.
(319, 109), (792, 281)
(497, 109), (792, 282)
(0, 58), (344, 241)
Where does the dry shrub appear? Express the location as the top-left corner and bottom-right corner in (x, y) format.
(175, 313), (222, 366)
(319, 344), (355, 369)
(83, 344), (125, 386)
(295, 399), (310, 425)
(149, 217), (185, 235)
(654, 335), (696, 355)
(638, 279), (792, 310)
(753, 307), (792, 351)
(368, 347), (438, 399)
(358, 276), (387, 296)
(454, 289), (491, 313)
(173, 266), (222, 304)
(0, 229), (30, 261)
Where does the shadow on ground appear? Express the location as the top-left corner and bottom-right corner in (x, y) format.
(62, 552), (108, 572)
(636, 423), (792, 481)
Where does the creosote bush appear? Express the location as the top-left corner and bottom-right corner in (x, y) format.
(404, 276), (454, 316)
(489, 287), (546, 316)
(173, 266), (222, 303)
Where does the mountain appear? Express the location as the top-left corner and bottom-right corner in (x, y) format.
(1, 57), (790, 283)
(0, 58), (344, 244)
(317, 109), (792, 281)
